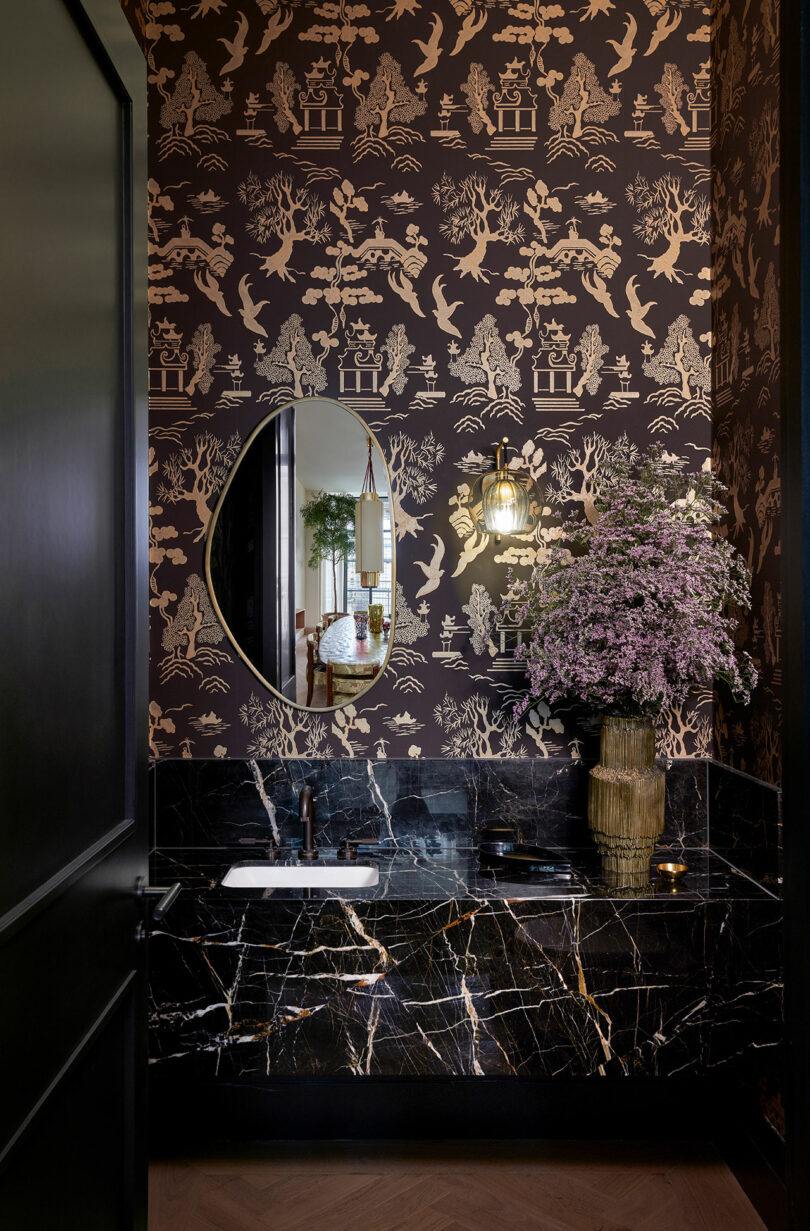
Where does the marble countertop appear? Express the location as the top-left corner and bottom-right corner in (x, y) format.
(151, 844), (774, 904)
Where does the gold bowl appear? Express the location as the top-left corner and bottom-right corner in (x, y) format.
(655, 861), (688, 885)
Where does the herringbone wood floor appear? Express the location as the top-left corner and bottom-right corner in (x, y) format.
(148, 1140), (766, 1231)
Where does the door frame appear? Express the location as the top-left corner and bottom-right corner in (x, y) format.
(779, 1), (810, 1227)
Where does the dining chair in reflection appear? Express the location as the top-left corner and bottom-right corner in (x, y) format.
(322, 611), (350, 628)
(305, 630), (328, 706)
(325, 660), (381, 707)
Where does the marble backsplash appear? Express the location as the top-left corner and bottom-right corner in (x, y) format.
(708, 761), (782, 891)
(152, 757), (709, 853)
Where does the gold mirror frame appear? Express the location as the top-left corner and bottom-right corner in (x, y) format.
(204, 397), (396, 713)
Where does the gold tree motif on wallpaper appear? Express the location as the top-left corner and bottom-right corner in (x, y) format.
(434, 173), (523, 282)
(160, 573), (231, 692)
(297, 2), (379, 67)
(158, 431), (241, 541)
(329, 179), (369, 243)
(462, 584), (496, 657)
(754, 263), (780, 370)
(332, 705), (374, 756)
(713, 185), (748, 292)
(149, 509), (187, 617)
(149, 702), (175, 758)
(754, 462), (780, 575)
(524, 702), (565, 757)
(761, 0), (780, 54)
(147, 178), (177, 245)
(387, 431), (444, 539)
(752, 709), (780, 785)
(547, 52), (620, 160)
(240, 693), (332, 758)
(715, 413), (754, 537)
(158, 51), (232, 164)
(240, 172), (330, 281)
(353, 53), (426, 157)
(461, 63), (496, 136)
(494, 3), (572, 58)
(550, 434), (623, 525)
(642, 315), (710, 412)
(380, 324), (414, 397)
(751, 101), (779, 229)
(255, 314), (327, 400)
(270, 62), (302, 134)
(654, 63), (690, 137)
(627, 173), (709, 283)
(718, 17), (746, 124)
(573, 324), (608, 398)
(186, 323), (220, 396)
(449, 315), (520, 401)
(523, 178), (563, 245)
(656, 700), (712, 760)
(434, 692), (521, 758)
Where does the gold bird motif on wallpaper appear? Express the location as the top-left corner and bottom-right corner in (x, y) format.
(414, 535), (446, 598)
(625, 275), (657, 338)
(581, 270), (619, 319)
(450, 10), (487, 56)
(413, 14), (444, 75)
(644, 8), (682, 57)
(238, 275), (269, 337)
(607, 12), (637, 76)
(255, 5), (293, 57)
(193, 268), (231, 318)
(218, 11), (249, 75)
(431, 276), (463, 338)
(389, 268), (425, 318)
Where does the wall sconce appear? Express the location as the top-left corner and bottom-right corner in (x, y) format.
(355, 437), (383, 587)
(470, 437), (540, 540)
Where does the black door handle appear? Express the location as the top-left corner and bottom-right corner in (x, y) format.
(135, 877), (181, 921)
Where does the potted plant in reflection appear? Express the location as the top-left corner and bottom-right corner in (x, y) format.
(300, 492), (356, 615)
(501, 441), (756, 887)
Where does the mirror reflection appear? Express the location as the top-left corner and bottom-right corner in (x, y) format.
(206, 398), (394, 710)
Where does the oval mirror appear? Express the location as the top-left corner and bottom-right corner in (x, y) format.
(205, 398), (395, 711)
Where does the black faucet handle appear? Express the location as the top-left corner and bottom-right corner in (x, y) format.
(298, 786), (319, 860)
(336, 837), (360, 861)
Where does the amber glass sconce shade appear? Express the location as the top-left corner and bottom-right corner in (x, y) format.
(472, 438), (539, 538)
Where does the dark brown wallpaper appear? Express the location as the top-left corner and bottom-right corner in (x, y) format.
(712, 0), (781, 785)
(141, 0), (717, 760)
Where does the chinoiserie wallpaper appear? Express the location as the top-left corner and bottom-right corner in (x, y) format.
(137, 0), (719, 761)
(711, 0), (781, 786)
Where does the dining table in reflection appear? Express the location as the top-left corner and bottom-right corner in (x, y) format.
(318, 615), (387, 666)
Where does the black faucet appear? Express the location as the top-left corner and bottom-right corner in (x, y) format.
(298, 786), (319, 861)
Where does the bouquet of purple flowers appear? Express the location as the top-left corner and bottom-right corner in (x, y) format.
(505, 441), (756, 720)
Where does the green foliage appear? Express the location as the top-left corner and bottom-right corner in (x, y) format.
(301, 493), (356, 608)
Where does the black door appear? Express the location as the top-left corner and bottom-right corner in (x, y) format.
(0, 2), (147, 1227)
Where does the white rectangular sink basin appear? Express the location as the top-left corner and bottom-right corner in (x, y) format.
(222, 862), (379, 889)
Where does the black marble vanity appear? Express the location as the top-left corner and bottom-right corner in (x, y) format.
(148, 758), (781, 1085)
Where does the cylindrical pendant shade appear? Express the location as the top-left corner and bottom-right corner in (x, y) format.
(355, 491), (383, 587)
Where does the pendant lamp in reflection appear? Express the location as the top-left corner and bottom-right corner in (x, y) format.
(355, 437), (383, 587)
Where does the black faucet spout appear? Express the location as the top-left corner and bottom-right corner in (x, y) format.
(298, 786), (318, 860)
